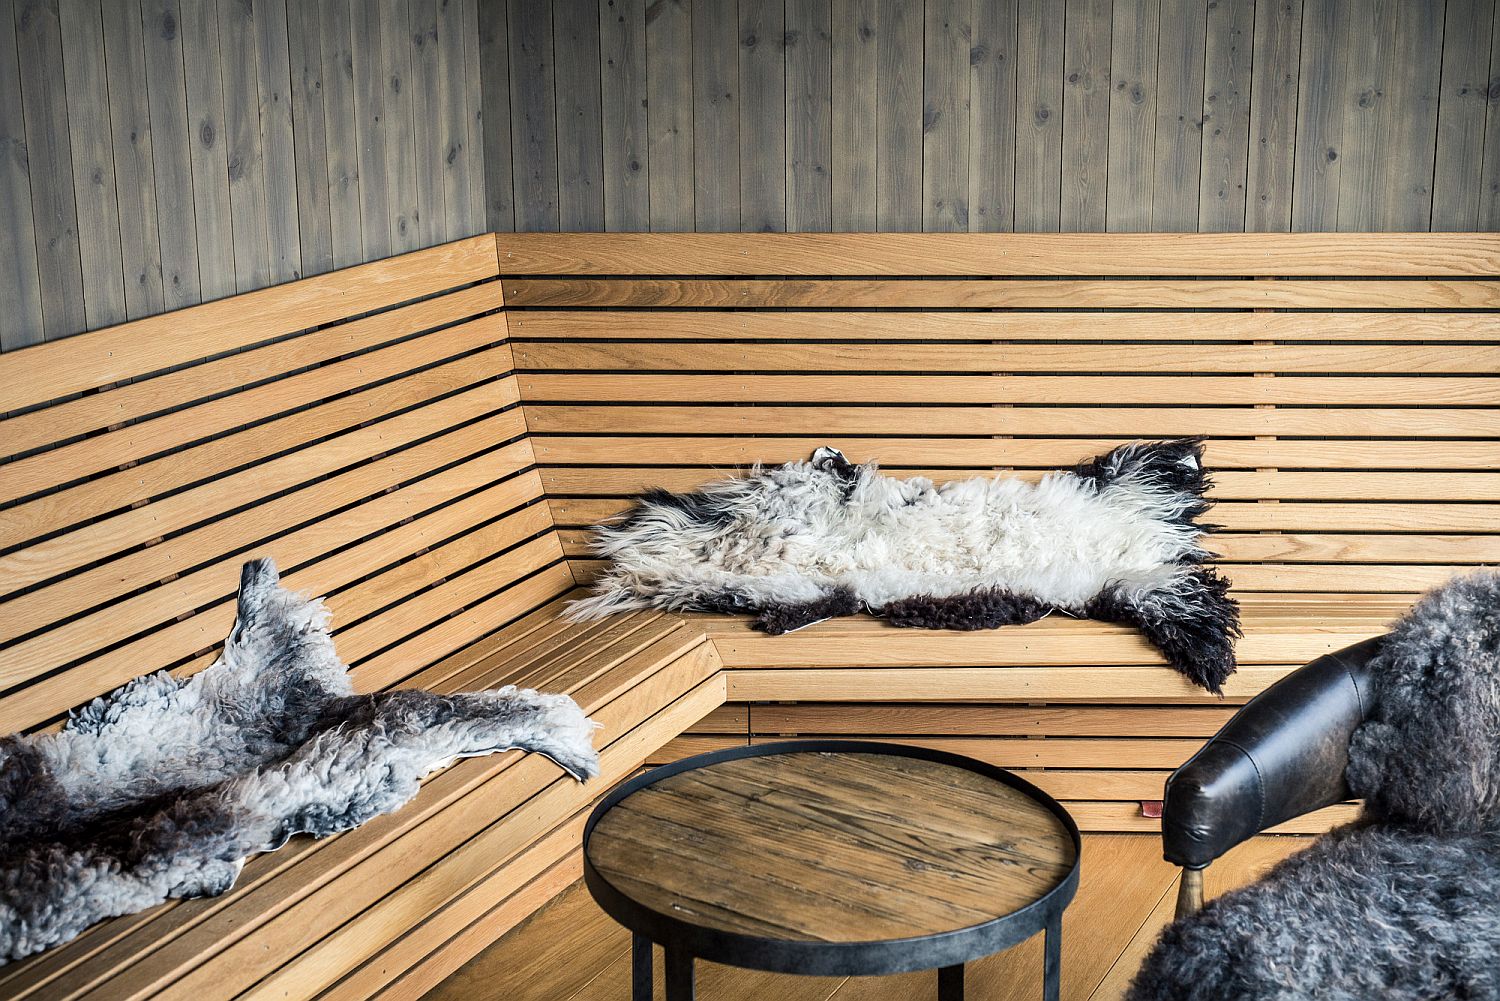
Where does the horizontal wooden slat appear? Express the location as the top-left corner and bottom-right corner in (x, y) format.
(324, 818), (587, 1001)
(0, 510), (552, 738)
(2, 459), (545, 699)
(1066, 801), (1361, 834)
(518, 373), (1500, 405)
(0, 382), (520, 600)
(502, 278), (1500, 310)
(524, 405), (1500, 439)
(229, 653), (724, 1001)
(1, 355), (514, 549)
(540, 467), (1500, 501)
(515, 341), (1500, 374)
(748, 703), (1240, 737)
(759, 734), (1205, 768)
(1222, 564), (1467, 592)
(2, 283), (503, 459)
(681, 704), (749, 734)
(1, 412), (530, 660)
(709, 630), (1373, 670)
(53, 625), (714, 1001)
(493, 232), (1500, 277)
(1214, 533), (1500, 563)
(528, 436), (1500, 471)
(723, 665), (1299, 704)
(136, 650), (722, 1001)
(3, 317), (514, 507)
(0, 596), (606, 998)
(1213, 503), (1500, 532)
(507, 310), (1500, 342)
(0, 236), (499, 414)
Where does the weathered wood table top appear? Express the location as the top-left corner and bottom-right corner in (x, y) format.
(588, 748), (1076, 944)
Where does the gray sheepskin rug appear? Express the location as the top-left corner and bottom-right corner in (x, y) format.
(0, 559), (599, 965)
(1128, 570), (1500, 1001)
(571, 439), (1240, 693)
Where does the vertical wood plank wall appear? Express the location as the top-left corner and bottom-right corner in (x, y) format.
(4, 0), (1498, 352)
(1, 0), (487, 351)
(480, 0), (1498, 236)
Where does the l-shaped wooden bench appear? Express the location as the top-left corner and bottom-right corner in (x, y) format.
(2, 232), (1495, 999)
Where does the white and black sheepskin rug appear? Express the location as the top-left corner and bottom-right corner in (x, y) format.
(571, 438), (1241, 693)
(1127, 570), (1500, 1001)
(0, 559), (599, 964)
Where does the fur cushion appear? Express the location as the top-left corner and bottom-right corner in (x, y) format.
(0, 559), (599, 964)
(570, 439), (1241, 692)
(1127, 571), (1500, 1000)
(1346, 570), (1500, 833)
(1127, 824), (1500, 1001)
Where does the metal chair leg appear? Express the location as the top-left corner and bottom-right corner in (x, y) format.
(632, 935), (652, 1001)
(1176, 866), (1206, 918)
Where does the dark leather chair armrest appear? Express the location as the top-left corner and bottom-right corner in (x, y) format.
(1160, 636), (1383, 912)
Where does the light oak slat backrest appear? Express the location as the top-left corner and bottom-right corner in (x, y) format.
(497, 232), (1500, 599)
(0, 237), (572, 735)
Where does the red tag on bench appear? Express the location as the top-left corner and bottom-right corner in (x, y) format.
(1140, 800), (1164, 819)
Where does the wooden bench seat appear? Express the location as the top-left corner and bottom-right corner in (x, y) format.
(2, 231), (1493, 999)
(0, 596), (720, 1001)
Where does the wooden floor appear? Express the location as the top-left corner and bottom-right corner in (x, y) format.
(424, 834), (1308, 1001)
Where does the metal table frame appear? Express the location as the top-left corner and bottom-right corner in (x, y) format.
(583, 740), (1083, 1001)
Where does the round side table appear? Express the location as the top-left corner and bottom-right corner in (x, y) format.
(582, 740), (1081, 1000)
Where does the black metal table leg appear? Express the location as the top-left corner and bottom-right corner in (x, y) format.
(1043, 914), (1062, 1001)
(632, 934), (652, 1001)
(665, 947), (695, 1001)
(938, 963), (964, 1001)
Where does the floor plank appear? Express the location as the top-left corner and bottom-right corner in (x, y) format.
(424, 833), (1313, 1000)
(1089, 836), (1309, 1001)
(422, 880), (631, 1001)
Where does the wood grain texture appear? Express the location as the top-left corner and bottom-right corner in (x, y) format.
(922, 0), (970, 232)
(437, 835), (1316, 1001)
(491, 231), (1500, 275)
(644, 0), (692, 232)
(0, 0), (43, 348)
(874, 0), (921, 230)
(3, 0), (1492, 350)
(738, 0), (785, 232)
(831, 0), (877, 229)
(5, 0), (487, 333)
(1199, 0), (1254, 232)
(1433, 0), (1497, 229)
(554, 0), (605, 230)
(59, 0), (127, 330)
(500, 276), (1500, 308)
(690, 0), (738, 231)
(786, 0), (833, 232)
(588, 750), (1075, 941)
(1246, 0), (1302, 230)
(1061, 0), (1111, 230)
(600, 0), (649, 231)
(1013, 0), (1063, 231)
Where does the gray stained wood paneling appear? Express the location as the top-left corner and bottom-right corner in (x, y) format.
(3, 0), (1497, 352)
(1, 0), (487, 351)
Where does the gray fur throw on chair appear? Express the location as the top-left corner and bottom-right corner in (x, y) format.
(1127, 571), (1500, 1001)
(570, 439), (1240, 693)
(0, 559), (600, 964)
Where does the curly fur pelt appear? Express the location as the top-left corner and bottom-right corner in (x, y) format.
(1127, 571), (1500, 1001)
(570, 439), (1241, 692)
(0, 559), (600, 964)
